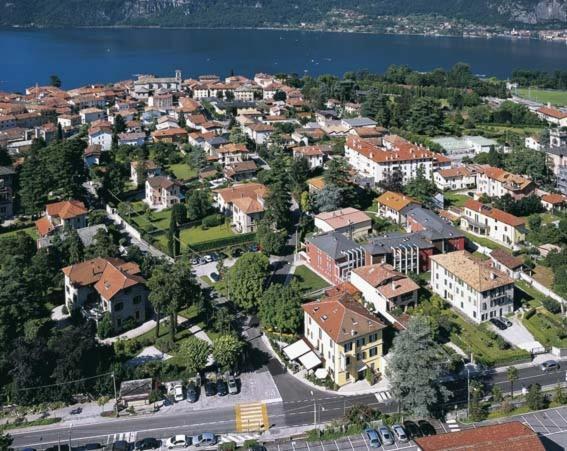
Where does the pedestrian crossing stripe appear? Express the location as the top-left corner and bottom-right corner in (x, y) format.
(446, 420), (461, 431)
(108, 432), (137, 443)
(219, 433), (261, 444)
(374, 391), (392, 401)
(235, 402), (269, 433)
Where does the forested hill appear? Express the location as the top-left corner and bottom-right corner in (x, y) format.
(1, 0), (566, 28)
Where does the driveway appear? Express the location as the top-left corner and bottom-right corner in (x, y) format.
(489, 316), (543, 352)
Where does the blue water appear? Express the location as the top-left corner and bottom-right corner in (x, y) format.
(1, 28), (566, 91)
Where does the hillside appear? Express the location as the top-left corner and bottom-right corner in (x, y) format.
(1, 0), (566, 28)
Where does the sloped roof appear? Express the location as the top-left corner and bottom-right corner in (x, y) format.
(376, 191), (419, 212)
(232, 196), (264, 215)
(315, 208), (371, 230)
(94, 260), (146, 300)
(464, 199), (525, 228)
(307, 231), (361, 260)
(46, 200), (87, 220)
(352, 263), (419, 299)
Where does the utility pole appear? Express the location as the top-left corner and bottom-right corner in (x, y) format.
(311, 390), (316, 427)
(111, 372), (118, 418)
(466, 366), (471, 420)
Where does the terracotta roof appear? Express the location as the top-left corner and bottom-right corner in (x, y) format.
(542, 193), (567, 205)
(315, 208), (371, 230)
(218, 143), (248, 154)
(307, 176), (325, 191)
(232, 196), (264, 215)
(324, 282), (360, 298)
(302, 293), (386, 344)
(152, 128), (188, 138)
(214, 183), (267, 203)
(46, 200), (87, 220)
(438, 167), (472, 178)
(431, 250), (514, 292)
(537, 106), (567, 120)
(224, 160), (257, 177)
(84, 144), (102, 156)
(35, 216), (54, 237)
(94, 260), (145, 300)
(490, 248), (524, 270)
(147, 176), (176, 190)
(62, 257), (141, 289)
(376, 191), (419, 212)
(479, 166), (533, 191)
(293, 146), (324, 157)
(463, 199), (525, 227)
(352, 263), (419, 299)
(414, 421), (544, 451)
(347, 135), (436, 164)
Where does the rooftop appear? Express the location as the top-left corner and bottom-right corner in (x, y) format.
(307, 231), (362, 260)
(315, 208), (371, 230)
(376, 191), (419, 212)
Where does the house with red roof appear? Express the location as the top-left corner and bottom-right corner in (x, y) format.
(35, 200), (88, 238)
(536, 105), (567, 127)
(292, 145), (324, 169)
(144, 176), (183, 210)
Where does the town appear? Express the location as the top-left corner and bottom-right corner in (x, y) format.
(1, 65), (567, 451)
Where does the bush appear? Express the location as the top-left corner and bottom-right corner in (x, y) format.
(97, 313), (113, 339)
(218, 442), (236, 451)
(201, 214), (224, 228)
(524, 308), (536, 320)
(542, 297), (562, 314)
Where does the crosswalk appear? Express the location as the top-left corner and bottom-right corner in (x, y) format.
(374, 391), (394, 402)
(107, 432), (137, 443)
(446, 419), (461, 433)
(235, 402), (269, 432)
(219, 433), (262, 444)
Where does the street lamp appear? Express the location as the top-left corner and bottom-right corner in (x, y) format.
(310, 390), (316, 427)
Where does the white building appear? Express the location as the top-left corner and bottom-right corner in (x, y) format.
(476, 166), (535, 200)
(144, 176), (183, 210)
(430, 250), (514, 323)
(88, 125), (113, 151)
(80, 108), (105, 124)
(292, 146), (324, 169)
(434, 167), (477, 191)
(314, 208), (372, 238)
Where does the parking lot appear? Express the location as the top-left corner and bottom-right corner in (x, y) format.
(489, 316), (542, 352)
(266, 433), (418, 451)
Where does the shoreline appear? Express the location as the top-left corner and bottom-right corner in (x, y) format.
(2, 24), (566, 43)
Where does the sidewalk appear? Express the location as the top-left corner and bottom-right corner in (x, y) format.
(101, 314), (189, 344)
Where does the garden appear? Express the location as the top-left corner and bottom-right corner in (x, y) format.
(292, 265), (330, 294)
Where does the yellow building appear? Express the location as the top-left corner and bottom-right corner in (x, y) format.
(302, 293), (386, 386)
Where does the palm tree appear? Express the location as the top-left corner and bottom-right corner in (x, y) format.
(507, 366), (519, 399)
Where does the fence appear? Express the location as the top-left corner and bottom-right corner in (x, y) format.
(520, 272), (567, 307)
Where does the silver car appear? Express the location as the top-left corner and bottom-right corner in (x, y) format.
(378, 426), (394, 446)
(392, 424), (408, 443)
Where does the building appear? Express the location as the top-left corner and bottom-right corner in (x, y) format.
(213, 183), (267, 213)
(148, 92), (173, 111)
(433, 167), (477, 191)
(536, 106), (567, 127)
(88, 124), (113, 151)
(133, 71), (182, 96)
(350, 263), (419, 314)
(80, 107), (105, 124)
(231, 193), (265, 233)
(62, 257), (148, 331)
(130, 160), (162, 187)
(541, 193), (567, 211)
(216, 143), (249, 166)
(292, 146), (324, 169)
(476, 166), (535, 200)
(430, 250), (514, 323)
(244, 123), (274, 145)
(431, 135), (497, 162)
(314, 208), (372, 238)
(375, 191), (420, 225)
(151, 128), (188, 144)
(302, 293), (386, 386)
(118, 132), (146, 147)
(119, 378), (154, 410)
(306, 232), (366, 286)
(35, 200), (88, 238)
(223, 160), (258, 182)
(38, 224), (107, 249)
(415, 421), (544, 451)
(0, 166), (15, 220)
(144, 176), (183, 210)
(525, 135), (542, 151)
(490, 248), (524, 280)
(461, 199), (526, 249)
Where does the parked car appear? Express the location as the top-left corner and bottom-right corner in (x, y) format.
(248, 446), (267, 451)
(248, 244), (259, 252)
(216, 378), (228, 396)
(173, 384), (184, 402)
(364, 428), (381, 448)
(134, 438), (161, 450)
(70, 407), (82, 415)
(378, 426), (394, 446)
(418, 420), (436, 436)
(392, 424), (408, 443)
(500, 317), (513, 328)
(210, 272), (220, 282)
(227, 374), (238, 395)
(165, 435), (190, 449)
(21, 448), (37, 451)
(187, 382), (200, 403)
(490, 317), (507, 330)
(191, 258), (200, 266)
(402, 420), (422, 439)
(541, 360), (560, 372)
(111, 440), (130, 451)
(203, 255), (214, 263)
(204, 380), (217, 397)
(191, 432), (217, 447)
(46, 446), (70, 451)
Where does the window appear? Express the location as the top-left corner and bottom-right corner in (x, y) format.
(133, 295), (142, 305)
(344, 342), (353, 352)
(356, 338), (366, 347)
(114, 302), (124, 312)
(345, 356), (351, 365)
(369, 347), (378, 357)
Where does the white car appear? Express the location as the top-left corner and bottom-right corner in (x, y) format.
(165, 435), (190, 449)
(173, 384), (184, 402)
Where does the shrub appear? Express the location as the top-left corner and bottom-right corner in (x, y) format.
(524, 308), (536, 320)
(97, 313), (113, 339)
(201, 214), (224, 228)
(218, 442), (236, 451)
(542, 297), (562, 314)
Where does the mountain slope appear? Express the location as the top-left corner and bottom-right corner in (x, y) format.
(1, 0), (566, 27)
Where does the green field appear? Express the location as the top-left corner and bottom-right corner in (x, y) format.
(129, 203), (172, 231)
(463, 231), (505, 251)
(168, 163), (197, 181)
(444, 192), (470, 208)
(155, 222), (236, 251)
(517, 88), (567, 107)
(293, 265), (330, 293)
(0, 225), (38, 240)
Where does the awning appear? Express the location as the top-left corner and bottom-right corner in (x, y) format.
(283, 339), (311, 361)
(299, 351), (322, 371)
(315, 368), (328, 379)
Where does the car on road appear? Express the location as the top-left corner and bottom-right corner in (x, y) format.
(500, 317), (513, 328)
(227, 374), (238, 394)
(216, 377), (228, 396)
(378, 426), (394, 446)
(541, 360), (560, 372)
(165, 435), (190, 449)
(187, 382), (199, 403)
(45, 446), (70, 451)
(490, 317), (507, 330)
(173, 384), (184, 402)
(392, 424), (408, 443)
(111, 440), (130, 451)
(364, 428), (381, 448)
(134, 438), (161, 450)
(192, 432), (217, 447)
(70, 407), (82, 415)
(204, 379), (217, 396)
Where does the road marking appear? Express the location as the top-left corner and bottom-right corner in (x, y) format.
(446, 419), (461, 432)
(235, 402), (268, 432)
(544, 412), (561, 432)
(531, 413), (551, 434)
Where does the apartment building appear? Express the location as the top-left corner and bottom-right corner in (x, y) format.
(476, 166), (535, 200)
(430, 250), (514, 323)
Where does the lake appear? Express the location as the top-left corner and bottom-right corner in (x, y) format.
(1, 27), (566, 91)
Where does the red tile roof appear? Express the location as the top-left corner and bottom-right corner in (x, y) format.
(46, 200), (87, 220)
(464, 199), (525, 227)
(537, 106), (567, 120)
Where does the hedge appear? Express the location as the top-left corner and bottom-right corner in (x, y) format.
(189, 232), (257, 253)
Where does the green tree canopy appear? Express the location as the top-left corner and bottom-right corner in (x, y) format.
(225, 252), (270, 311)
(258, 283), (303, 333)
(179, 337), (211, 375)
(212, 334), (245, 371)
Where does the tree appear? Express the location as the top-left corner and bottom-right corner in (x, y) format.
(56, 123), (64, 141)
(97, 313), (113, 338)
(273, 90), (287, 102)
(113, 114), (126, 134)
(168, 204), (186, 258)
(18, 149), (49, 216)
(0, 432), (12, 450)
(64, 229), (85, 264)
(263, 158), (292, 231)
(179, 337), (211, 375)
(212, 334), (245, 371)
(49, 74), (62, 87)
(147, 264), (174, 339)
(324, 157), (351, 189)
(313, 185), (344, 212)
(507, 366), (519, 398)
(526, 383), (546, 410)
(166, 259), (201, 342)
(256, 220), (287, 255)
(186, 190), (211, 221)
(225, 253), (269, 311)
(407, 97), (444, 136)
(178, 112), (186, 129)
(378, 167), (404, 194)
(362, 90), (391, 127)
(386, 315), (451, 418)
(404, 166), (437, 204)
(258, 283), (302, 333)
(86, 229), (119, 259)
(289, 156), (310, 196)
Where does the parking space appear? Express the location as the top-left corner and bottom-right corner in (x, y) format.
(159, 370), (281, 414)
(489, 316), (542, 352)
(266, 433), (418, 450)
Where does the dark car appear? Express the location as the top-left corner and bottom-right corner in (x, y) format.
(111, 441), (131, 451)
(187, 382), (200, 403)
(21, 448), (37, 451)
(204, 380), (217, 396)
(248, 446), (267, 451)
(216, 378), (228, 396)
(418, 420), (436, 436)
(46, 446), (70, 451)
(70, 407), (82, 415)
(490, 317), (507, 330)
(134, 438), (161, 451)
(210, 272), (220, 282)
(84, 444), (103, 450)
(403, 420), (422, 439)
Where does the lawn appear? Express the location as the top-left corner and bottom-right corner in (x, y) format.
(168, 163), (197, 181)
(0, 225), (38, 240)
(444, 192), (471, 208)
(517, 87), (567, 107)
(531, 265), (554, 289)
(515, 280), (545, 308)
(155, 222), (236, 251)
(129, 201), (172, 231)
(522, 308), (567, 349)
(293, 265), (330, 293)
(449, 311), (530, 366)
(463, 231), (505, 251)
